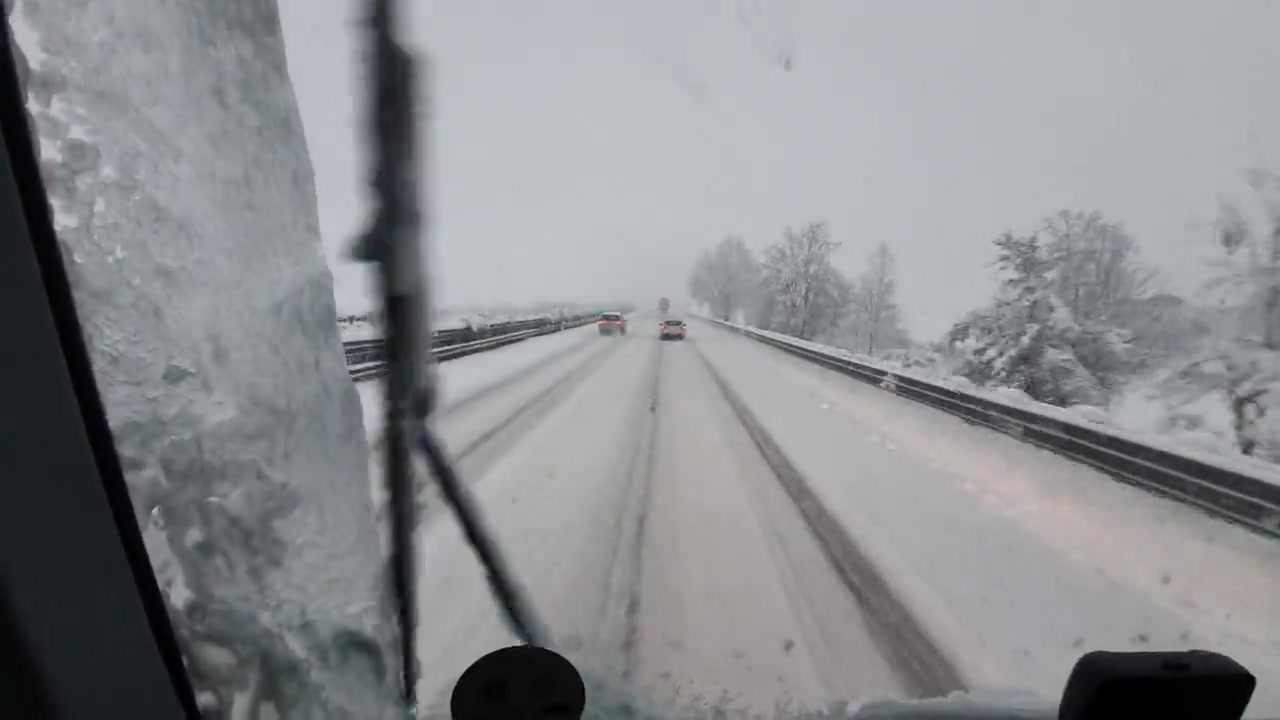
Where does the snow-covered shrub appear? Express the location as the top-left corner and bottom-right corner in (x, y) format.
(949, 228), (1136, 408)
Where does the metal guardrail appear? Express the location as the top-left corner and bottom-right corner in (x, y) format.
(343, 314), (603, 366)
(343, 338), (385, 367)
(346, 317), (539, 365)
(346, 315), (599, 381)
(711, 319), (1280, 539)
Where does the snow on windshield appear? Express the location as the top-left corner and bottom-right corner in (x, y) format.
(9, 0), (401, 715)
(11, 0), (1280, 717)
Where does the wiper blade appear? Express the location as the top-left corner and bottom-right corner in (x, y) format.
(351, 0), (547, 707)
(416, 428), (548, 648)
(352, 0), (423, 705)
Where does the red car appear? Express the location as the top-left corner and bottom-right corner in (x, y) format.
(598, 311), (627, 336)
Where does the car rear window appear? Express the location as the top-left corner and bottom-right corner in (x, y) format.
(601, 313), (622, 321)
(663, 319), (683, 326)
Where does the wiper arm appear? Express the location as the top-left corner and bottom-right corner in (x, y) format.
(351, 0), (547, 707)
(351, 0), (423, 705)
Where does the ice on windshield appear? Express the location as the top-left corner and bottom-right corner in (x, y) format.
(8, 0), (1280, 717)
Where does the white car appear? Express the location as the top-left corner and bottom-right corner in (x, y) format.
(597, 311), (627, 336)
(659, 318), (687, 340)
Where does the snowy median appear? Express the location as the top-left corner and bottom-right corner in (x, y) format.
(356, 323), (599, 448)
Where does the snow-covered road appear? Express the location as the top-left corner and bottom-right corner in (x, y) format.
(696, 322), (1280, 716)
(633, 337), (906, 710)
(355, 322), (602, 446)
(407, 330), (913, 716)
(363, 321), (1280, 717)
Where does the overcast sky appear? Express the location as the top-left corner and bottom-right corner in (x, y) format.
(278, 0), (1280, 339)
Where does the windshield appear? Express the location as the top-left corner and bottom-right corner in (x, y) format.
(8, 0), (1280, 717)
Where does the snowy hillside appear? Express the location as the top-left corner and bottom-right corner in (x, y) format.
(9, 0), (400, 715)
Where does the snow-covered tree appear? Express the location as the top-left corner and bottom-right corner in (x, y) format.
(688, 235), (760, 321)
(810, 269), (854, 341)
(1160, 168), (1280, 458)
(1041, 210), (1152, 325)
(835, 242), (909, 353)
(949, 231), (1121, 406)
(948, 206), (1160, 407)
(757, 221), (849, 339)
(1211, 169), (1280, 349)
(1108, 293), (1207, 367)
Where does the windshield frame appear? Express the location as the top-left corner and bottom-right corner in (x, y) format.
(0, 17), (199, 716)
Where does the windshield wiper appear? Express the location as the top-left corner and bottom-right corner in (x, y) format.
(351, 0), (547, 708)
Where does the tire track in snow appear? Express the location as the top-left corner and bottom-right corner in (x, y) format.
(694, 342), (966, 698)
(596, 336), (664, 683)
(451, 338), (621, 475)
(438, 329), (601, 417)
(409, 335), (655, 708)
(394, 338), (622, 528)
(367, 332), (602, 453)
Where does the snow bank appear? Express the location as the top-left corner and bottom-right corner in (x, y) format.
(731, 323), (1280, 487)
(11, 1), (401, 715)
(1110, 379), (1241, 459)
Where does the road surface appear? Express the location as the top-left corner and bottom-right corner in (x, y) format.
(697, 324), (1280, 712)
(354, 320), (1280, 717)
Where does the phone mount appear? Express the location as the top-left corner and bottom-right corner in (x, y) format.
(450, 645), (585, 720)
(1060, 650), (1255, 720)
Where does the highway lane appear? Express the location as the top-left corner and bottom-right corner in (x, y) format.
(402, 317), (1280, 717)
(632, 337), (903, 713)
(411, 329), (909, 716)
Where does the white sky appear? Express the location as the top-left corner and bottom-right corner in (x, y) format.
(278, 0), (1280, 339)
